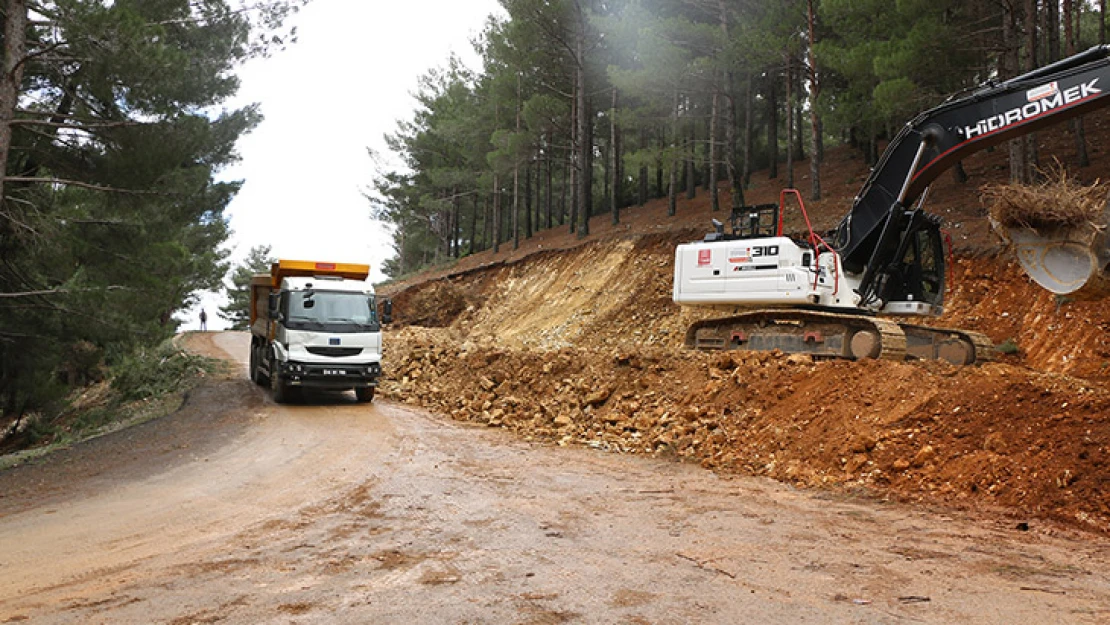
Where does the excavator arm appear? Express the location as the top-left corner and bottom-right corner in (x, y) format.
(837, 45), (1110, 306)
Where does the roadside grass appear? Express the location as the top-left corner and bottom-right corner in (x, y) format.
(0, 340), (227, 470)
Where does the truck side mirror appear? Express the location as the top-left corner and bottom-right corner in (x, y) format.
(268, 293), (279, 318)
(381, 298), (393, 324)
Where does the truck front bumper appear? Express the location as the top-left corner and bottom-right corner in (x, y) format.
(276, 361), (382, 389)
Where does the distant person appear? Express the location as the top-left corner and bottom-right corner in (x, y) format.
(199, 309), (208, 331)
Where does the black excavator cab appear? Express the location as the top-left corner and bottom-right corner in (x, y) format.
(867, 216), (947, 312)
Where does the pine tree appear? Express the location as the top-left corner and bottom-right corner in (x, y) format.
(221, 246), (275, 331)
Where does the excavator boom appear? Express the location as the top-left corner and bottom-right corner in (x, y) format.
(840, 45), (1110, 304)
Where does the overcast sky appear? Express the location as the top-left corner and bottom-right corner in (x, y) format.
(190, 0), (503, 329)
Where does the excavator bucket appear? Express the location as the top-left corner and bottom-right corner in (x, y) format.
(992, 205), (1110, 301)
(986, 177), (1110, 301)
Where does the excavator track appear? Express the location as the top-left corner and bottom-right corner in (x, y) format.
(684, 309), (995, 365)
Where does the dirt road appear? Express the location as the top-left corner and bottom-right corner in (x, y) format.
(0, 332), (1108, 623)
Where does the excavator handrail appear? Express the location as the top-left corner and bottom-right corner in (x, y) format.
(780, 188), (840, 296)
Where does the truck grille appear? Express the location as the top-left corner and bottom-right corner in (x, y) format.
(306, 346), (363, 357)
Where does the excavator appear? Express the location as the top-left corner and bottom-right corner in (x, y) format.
(674, 45), (1110, 365)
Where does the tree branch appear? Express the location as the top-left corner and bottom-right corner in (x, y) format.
(0, 285), (130, 299)
(3, 177), (163, 194)
(10, 117), (140, 129)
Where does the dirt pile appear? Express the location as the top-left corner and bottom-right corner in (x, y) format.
(382, 328), (1110, 533)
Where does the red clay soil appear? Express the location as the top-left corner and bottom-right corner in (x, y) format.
(378, 108), (1110, 535)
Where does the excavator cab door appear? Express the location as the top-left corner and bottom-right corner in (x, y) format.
(910, 226), (946, 306)
(876, 221), (946, 316)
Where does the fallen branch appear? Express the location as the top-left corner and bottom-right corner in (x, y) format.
(983, 164), (1107, 230)
(676, 552), (737, 579)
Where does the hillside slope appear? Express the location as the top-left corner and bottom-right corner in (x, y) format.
(379, 110), (1110, 534)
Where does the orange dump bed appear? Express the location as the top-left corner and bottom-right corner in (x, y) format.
(249, 260), (371, 327)
(268, 259), (370, 287)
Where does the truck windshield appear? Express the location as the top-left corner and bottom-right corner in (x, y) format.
(284, 291), (380, 333)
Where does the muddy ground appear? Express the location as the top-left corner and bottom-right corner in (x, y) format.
(1, 332), (1109, 624)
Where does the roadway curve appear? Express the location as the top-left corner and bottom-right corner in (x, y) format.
(0, 332), (1108, 623)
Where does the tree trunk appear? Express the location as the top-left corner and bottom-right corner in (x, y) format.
(493, 174), (501, 253)
(512, 161), (520, 250)
(560, 152), (568, 227)
(602, 136), (610, 213)
(656, 129), (664, 197)
(785, 54), (794, 189)
(575, 2), (590, 239)
(1065, 0), (1090, 166)
(1003, 3), (1025, 183)
(568, 88), (578, 234)
(638, 128), (648, 206)
(525, 160), (533, 239)
(952, 161), (969, 184)
(1048, 0), (1061, 62)
(468, 193), (479, 256)
(584, 92), (594, 227)
(451, 188), (460, 258)
(793, 96), (805, 161)
(1023, 0), (1039, 179)
(0, 0), (28, 210)
(807, 0), (822, 201)
(686, 101), (696, 201)
(610, 87), (621, 225)
(702, 116), (711, 193)
(708, 89), (720, 211)
(482, 195), (491, 251)
(1101, 0), (1107, 45)
(767, 72), (779, 180)
(545, 147), (553, 229)
(742, 72), (753, 191)
(668, 89), (679, 216)
(719, 0), (743, 207)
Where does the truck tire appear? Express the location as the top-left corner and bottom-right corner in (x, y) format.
(355, 387), (375, 403)
(271, 374), (290, 404)
(250, 345), (269, 386)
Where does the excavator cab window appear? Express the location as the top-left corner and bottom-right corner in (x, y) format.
(916, 229), (944, 303)
(894, 227), (944, 306)
(730, 204), (779, 239)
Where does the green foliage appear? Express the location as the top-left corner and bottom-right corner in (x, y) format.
(0, 0), (303, 425)
(996, 339), (1020, 355)
(110, 341), (221, 402)
(221, 245), (276, 330)
(371, 0), (1066, 281)
(0, 340), (223, 462)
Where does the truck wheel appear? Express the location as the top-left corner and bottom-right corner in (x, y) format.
(250, 346), (268, 386)
(355, 387), (375, 403)
(271, 374), (290, 404)
(253, 354), (270, 386)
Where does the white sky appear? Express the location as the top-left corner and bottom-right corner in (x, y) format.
(188, 0), (503, 330)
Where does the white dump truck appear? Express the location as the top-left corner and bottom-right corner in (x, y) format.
(248, 259), (391, 403)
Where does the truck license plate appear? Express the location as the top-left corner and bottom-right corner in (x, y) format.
(323, 369), (346, 376)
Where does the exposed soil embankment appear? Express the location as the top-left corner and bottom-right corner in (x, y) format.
(381, 234), (1110, 534)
